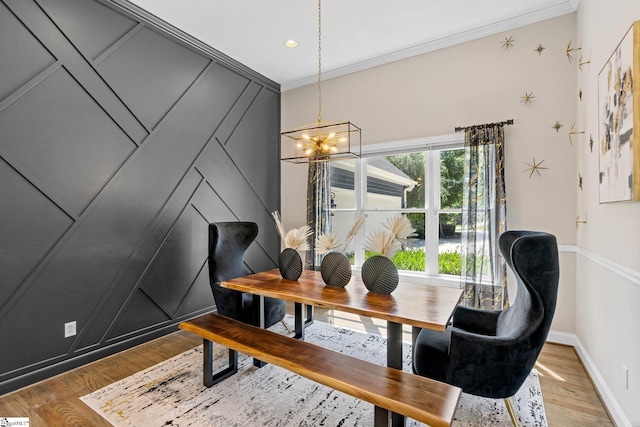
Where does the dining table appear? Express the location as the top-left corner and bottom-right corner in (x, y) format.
(221, 268), (463, 427)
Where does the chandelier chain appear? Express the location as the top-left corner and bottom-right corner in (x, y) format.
(317, 0), (322, 123)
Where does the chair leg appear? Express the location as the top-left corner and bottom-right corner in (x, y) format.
(504, 397), (518, 427)
(281, 319), (292, 334)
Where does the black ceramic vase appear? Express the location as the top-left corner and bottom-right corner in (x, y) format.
(361, 255), (399, 294)
(279, 248), (303, 280)
(320, 252), (352, 288)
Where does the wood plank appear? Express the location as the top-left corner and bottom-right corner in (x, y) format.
(180, 312), (461, 427)
(535, 343), (614, 426)
(222, 269), (463, 331)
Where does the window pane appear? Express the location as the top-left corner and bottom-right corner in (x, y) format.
(438, 212), (462, 275)
(440, 148), (464, 209)
(397, 213), (425, 272)
(330, 160), (355, 209)
(365, 154), (423, 209)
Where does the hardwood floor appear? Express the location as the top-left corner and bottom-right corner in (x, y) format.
(0, 310), (614, 426)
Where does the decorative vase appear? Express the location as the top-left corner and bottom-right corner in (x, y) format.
(320, 252), (352, 288)
(279, 248), (303, 280)
(361, 255), (399, 294)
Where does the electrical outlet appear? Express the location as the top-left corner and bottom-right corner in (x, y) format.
(623, 365), (629, 390)
(64, 321), (76, 338)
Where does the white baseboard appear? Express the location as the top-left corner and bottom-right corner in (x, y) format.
(547, 331), (631, 427)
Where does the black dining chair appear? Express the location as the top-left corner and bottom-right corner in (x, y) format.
(412, 230), (559, 426)
(208, 222), (287, 329)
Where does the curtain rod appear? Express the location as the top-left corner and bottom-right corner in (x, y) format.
(454, 119), (514, 132)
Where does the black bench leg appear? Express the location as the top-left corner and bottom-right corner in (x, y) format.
(203, 338), (238, 387)
(374, 406), (390, 427)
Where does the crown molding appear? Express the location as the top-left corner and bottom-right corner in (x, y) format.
(282, 0), (579, 92)
(100, 0), (280, 92)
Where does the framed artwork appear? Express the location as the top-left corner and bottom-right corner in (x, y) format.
(598, 20), (640, 203)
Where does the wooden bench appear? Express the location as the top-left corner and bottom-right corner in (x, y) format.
(179, 313), (461, 427)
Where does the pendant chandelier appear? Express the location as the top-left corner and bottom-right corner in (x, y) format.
(280, 0), (361, 163)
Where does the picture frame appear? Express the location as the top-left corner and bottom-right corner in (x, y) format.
(598, 20), (640, 203)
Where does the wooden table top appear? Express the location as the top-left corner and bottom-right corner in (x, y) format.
(221, 268), (463, 331)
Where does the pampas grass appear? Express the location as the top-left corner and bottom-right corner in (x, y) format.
(364, 214), (416, 258)
(316, 214), (367, 254)
(342, 214), (366, 251)
(316, 233), (342, 254)
(271, 211), (312, 251)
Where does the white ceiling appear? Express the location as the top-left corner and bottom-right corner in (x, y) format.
(125, 0), (579, 91)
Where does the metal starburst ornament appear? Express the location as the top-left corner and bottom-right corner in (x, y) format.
(502, 36), (515, 49)
(578, 56), (591, 71)
(578, 173), (583, 190)
(534, 44), (546, 55)
(552, 121), (563, 132)
(568, 122), (585, 145)
(579, 89), (583, 100)
(566, 40), (581, 62)
(521, 92), (535, 105)
(589, 135), (594, 152)
(575, 215), (587, 229)
(522, 157), (548, 178)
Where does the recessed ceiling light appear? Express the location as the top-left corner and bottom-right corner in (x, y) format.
(284, 39), (298, 48)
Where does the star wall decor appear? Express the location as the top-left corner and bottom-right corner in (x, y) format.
(522, 157), (548, 178)
(566, 40), (582, 62)
(578, 56), (591, 71)
(552, 121), (563, 132)
(521, 92), (535, 105)
(579, 173), (583, 190)
(589, 135), (594, 152)
(568, 122), (585, 145)
(575, 215), (587, 229)
(534, 44), (546, 55)
(579, 89), (583, 100)
(502, 36), (515, 49)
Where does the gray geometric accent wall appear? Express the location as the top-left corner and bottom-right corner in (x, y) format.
(0, 0), (280, 393)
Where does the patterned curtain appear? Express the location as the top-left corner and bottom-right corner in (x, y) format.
(306, 162), (331, 269)
(460, 124), (508, 309)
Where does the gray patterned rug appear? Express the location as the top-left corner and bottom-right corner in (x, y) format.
(81, 317), (547, 426)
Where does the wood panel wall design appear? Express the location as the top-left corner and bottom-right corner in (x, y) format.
(0, 0), (281, 393)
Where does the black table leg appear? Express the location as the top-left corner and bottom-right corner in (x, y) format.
(306, 304), (314, 327)
(387, 321), (406, 427)
(374, 406), (390, 427)
(252, 294), (266, 367)
(295, 302), (305, 339)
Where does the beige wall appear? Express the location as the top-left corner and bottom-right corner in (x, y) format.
(282, 12), (578, 332)
(576, 1), (640, 425)
(283, 7), (640, 423)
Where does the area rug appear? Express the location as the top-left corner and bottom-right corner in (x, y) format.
(81, 318), (547, 426)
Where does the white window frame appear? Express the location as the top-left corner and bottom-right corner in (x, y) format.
(331, 133), (465, 287)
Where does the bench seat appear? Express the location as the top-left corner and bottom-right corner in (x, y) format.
(180, 313), (461, 427)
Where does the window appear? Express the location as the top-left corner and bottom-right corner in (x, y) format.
(327, 135), (464, 282)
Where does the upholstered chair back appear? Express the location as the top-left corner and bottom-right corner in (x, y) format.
(208, 222), (258, 322)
